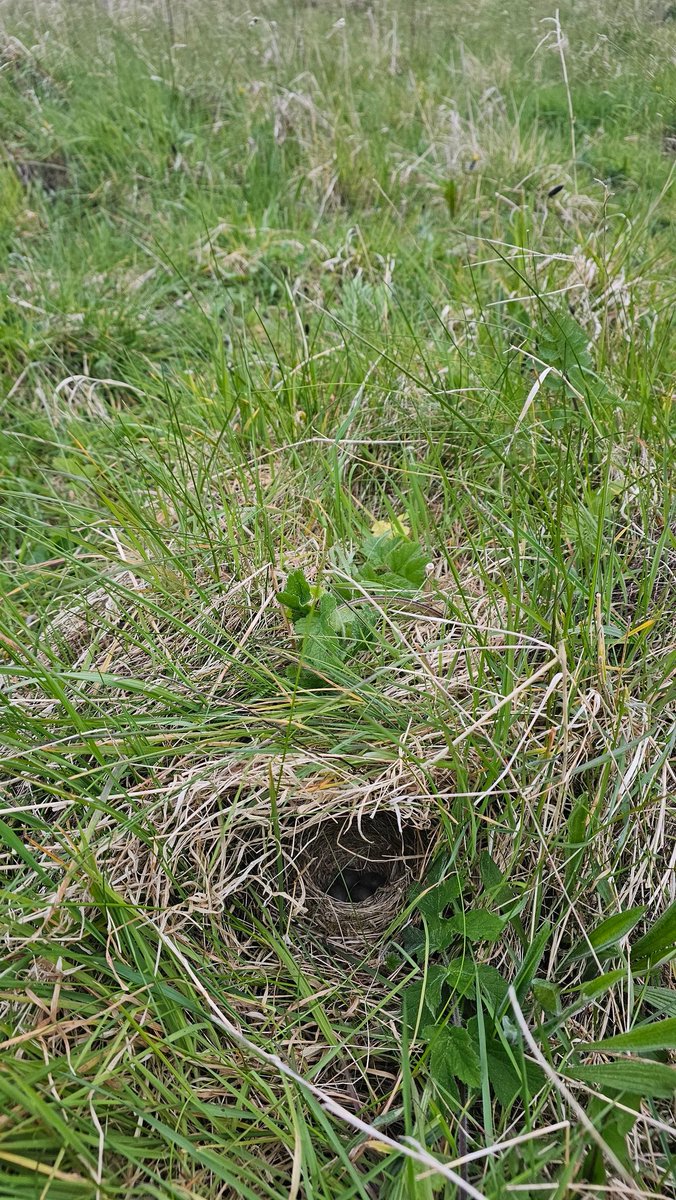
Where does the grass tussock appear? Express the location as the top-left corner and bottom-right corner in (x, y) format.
(0, 0), (674, 1197)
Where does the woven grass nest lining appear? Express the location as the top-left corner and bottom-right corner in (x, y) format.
(295, 812), (425, 942)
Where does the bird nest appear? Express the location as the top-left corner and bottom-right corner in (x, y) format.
(294, 812), (425, 947)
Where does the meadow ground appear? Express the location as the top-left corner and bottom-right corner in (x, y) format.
(0, 1), (674, 1197)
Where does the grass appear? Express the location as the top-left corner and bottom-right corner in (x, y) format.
(0, 0), (674, 1196)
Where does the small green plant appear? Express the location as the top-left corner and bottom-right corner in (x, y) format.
(402, 856), (544, 1112)
(402, 858), (676, 1181)
(277, 525), (429, 686)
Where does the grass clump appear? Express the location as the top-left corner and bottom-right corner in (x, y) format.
(0, 1), (674, 1197)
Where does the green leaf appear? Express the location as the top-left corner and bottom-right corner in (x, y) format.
(580, 1017), (676, 1055)
(277, 569), (312, 618)
(403, 981), (432, 1037)
(441, 960), (508, 1008)
(414, 876), (461, 952)
(444, 178), (458, 217)
(448, 911), (505, 943)
(567, 907), (645, 962)
(565, 796), (590, 886)
(415, 876), (461, 919)
(483, 1040), (545, 1109)
(479, 850), (504, 892)
(576, 969), (626, 1000)
(533, 980), (561, 1015)
(403, 965), (448, 1035)
(0, 818), (52, 885)
(642, 986), (676, 1018)
(631, 901), (676, 968)
(478, 851), (516, 909)
(539, 310), (592, 376)
(292, 595), (346, 681)
(431, 1024), (482, 1090)
(475, 964), (509, 1010)
(567, 1059), (676, 1100)
(581, 1091), (640, 1185)
(444, 959), (475, 998)
(512, 922), (551, 1004)
(359, 534), (428, 592)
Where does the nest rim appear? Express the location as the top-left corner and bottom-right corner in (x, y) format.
(294, 811), (426, 944)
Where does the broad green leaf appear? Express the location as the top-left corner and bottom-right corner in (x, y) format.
(359, 534), (428, 592)
(415, 876), (461, 919)
(418, 965), (449, 1015)
(565, 796), (590, 886)
(479, 849), (519, 910)
(580, 1017), (676, 1055)
(277, 568), (312, 617)
(292, 595), (345, 681)
(415, 877), (461, 952)
(539, 310), (592, 375)
(533, 980), (561, 1015)
(483, 1040), (545, 1109)
(631, 901), (676, 967)
(444, 959), (475, 998)
(403, 981), (434, 1037)
(567, 907), (645, 962)
(581, 1092), (639, 1185)
(448, 911), (505, 943)
(475, 964), (509, 1010)
(431, 1024), (482, 1089)
(567, 1059), (675, 1100)
(403, 965), (448, 1035)
(479, 850), (504, 892)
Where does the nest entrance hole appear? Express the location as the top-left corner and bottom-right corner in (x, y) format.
(296, 812), (425, 942)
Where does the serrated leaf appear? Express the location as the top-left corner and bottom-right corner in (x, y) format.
(580, 1017), (676, 1055)
(415, 877), (461, 919)
(448, 910), (505, 943)
(290, 595), (348, 684)
(444, 959), (475, 998)
(403, 964), (448, 1036)
(359, 534), (428, 592)
(567, 907), (645, 962)
(484, 1047), (523, 1109)
(476, 964), (509, 1009)
(431, 1024), (482, 1089)
(539, 311), (592, 375)
(402, 981), (433, 1037)
(566, 1059), (676, 1100)
(413, 876), (462, 952)
(277, 569), (312, 617)
(631, 901), (676, 968)
(479, 849), (518, 909)
(440, 960), (508, 1008)
(425, 917), (457, 953)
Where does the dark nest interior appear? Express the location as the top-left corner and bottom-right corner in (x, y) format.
(293, 812), (428, 948)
